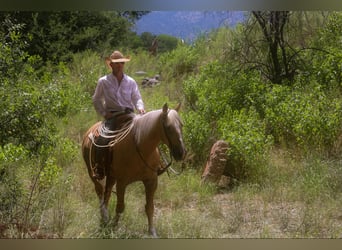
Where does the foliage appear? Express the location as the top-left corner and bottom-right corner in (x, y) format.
(0, 144), (28, 220)
(183, 63), (273, 181)
(0, 16), (86, 237)
(69, 50), (107, 96)
(182, 110), (211, 162)
(218, 108), (273, 183)
(181, 12), (342, 183)
(183, 61), (270, 177)
(155, 34), (179, 53)
(309, 12), (342, 89)
(0, 17), (28, 80)
(0, 19), (87, 151)
(38, 156), (62, 190)
(0, 11), (148, 64)
(139, 32), (155, 51)
(0, 63), (87, 151)
(264, 82), (342, 153)
(234, 12), (332, 85)
(159, 43), (199, 78)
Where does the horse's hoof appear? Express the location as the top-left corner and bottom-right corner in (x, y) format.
(100, 219), (109, 227)
(113, 213), (122, 227)
(100, 214), (109, 225)
(100, 206), (109, 224)
(149, 228), (158, 238)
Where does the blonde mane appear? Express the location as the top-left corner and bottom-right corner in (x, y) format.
(133, 108), (182, 145)
(133, 109), (163, 145)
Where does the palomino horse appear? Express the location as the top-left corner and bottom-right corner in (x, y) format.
(82, 103), (186, 237)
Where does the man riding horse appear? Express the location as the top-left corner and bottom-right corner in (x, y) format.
(92, 50), (145, 180)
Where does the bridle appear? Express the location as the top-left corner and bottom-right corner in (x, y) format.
(135, 110), (182, 176)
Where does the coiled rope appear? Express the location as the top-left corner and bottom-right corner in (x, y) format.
(88, 120), (134, 148)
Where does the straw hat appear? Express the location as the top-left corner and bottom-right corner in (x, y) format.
(105, 50), (131, 64)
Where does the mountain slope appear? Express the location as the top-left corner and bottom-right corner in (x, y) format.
(133, 11), (246, 42)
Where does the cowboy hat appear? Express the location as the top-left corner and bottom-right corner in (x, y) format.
(105, 50), (131, 64)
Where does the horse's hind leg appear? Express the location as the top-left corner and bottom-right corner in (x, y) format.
(143, 178), (158, 238)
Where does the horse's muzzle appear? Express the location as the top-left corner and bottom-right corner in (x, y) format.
(172, 146), (187, 161)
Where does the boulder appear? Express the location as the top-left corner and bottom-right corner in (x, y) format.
(141, 77), (160, 88)
(201, 140), (229, 185)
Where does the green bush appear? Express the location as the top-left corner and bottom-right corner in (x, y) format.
(311, 12), (342, 90)
(39, 156), (62, 190)
(184, 61), (267, 115)
(265, 82), (342, 153)
(0, 18), (89, 237)
(0, 144), (28, 221)
(156, 34), (179, 53)
(218, 108), (273, 183)
(0, 67), (87, 152)
(182, 110), (212, 163)
(0, 20), (87, 153)
(183, 61), (269, 166)
(159, 44), (199, 78)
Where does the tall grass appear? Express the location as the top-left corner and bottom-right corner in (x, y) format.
(57, 148), (342, 238)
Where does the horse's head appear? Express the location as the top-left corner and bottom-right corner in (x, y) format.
(161, 103), (187, 161)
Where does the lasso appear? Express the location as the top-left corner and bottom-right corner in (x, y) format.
(88, 120), (134, 148)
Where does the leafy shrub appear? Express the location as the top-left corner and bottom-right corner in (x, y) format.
(0, 18), (89, 237)
(182, 110), (212, 163)
(218, 108), (273, 183)
(156, 34), (179, 53)
(39, 156), (62, 190)
(310, 12), (342, 89)
(0, 69), (87, 152)
(0, 20), (87, 153)
(54, 137), (79, 167)
(183, 61), (268, 165)
(158, 44), (199, 77)
(265, 82), (342, 153)
(0, 144), (28, 220)
(184, 61), (267, 115)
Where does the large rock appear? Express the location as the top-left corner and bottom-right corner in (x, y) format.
(201, 140), (229, 185)
(141, 77), (160, 88)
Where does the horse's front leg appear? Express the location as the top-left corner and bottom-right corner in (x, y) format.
(114, 181), (127, 226)
(101, 176), (116, 223)
(143, 178), (158, 238)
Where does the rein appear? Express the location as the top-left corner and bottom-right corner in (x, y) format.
(135, 110), (181, 176)
(135, 140), (177, 177)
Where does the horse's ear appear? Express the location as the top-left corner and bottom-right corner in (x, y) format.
(175, 102), (181, 112)
(162, 103), (168, 114)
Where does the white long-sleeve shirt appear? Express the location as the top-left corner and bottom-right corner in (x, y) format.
(92, 73), (144, 117)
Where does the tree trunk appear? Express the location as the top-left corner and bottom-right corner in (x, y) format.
(252, 11), (290, 84)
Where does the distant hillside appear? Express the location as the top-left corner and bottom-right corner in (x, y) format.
(133, 11), (246, 42)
